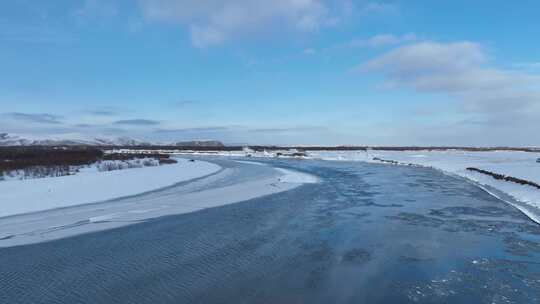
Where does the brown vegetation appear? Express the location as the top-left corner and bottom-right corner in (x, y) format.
(0, 147), (176, 179)
(0, 147), (103, 171)
(103, 153), (173, 162)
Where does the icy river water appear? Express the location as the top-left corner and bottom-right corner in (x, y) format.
(1, 158), (540, 303)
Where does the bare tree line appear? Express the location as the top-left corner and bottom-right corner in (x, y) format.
(0, 147), (177, 181)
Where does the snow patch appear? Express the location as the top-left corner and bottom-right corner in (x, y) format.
(0, 158), (221, 218)
(234, 160), (268, 166)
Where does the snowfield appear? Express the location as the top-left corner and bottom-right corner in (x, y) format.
(2, 148), (538, 246)
(0, 158), (319, 247)
(310, 150), (540, 223)
(0, 158), (221, 218)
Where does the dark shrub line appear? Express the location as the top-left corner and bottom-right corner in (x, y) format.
(103, 153), (172, 161)
(372, 157), (399, 164)
(372, 157), (421, 167)
(158, 158), (178, 165)
(0, 148), (177, 179)
(0, 147), (103, 171)
(466, 167), (540, 190)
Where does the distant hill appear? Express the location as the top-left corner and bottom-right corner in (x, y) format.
(174, 140), (225, 147)
(0, 133), (151, 147)
(0, 133), (227, 147)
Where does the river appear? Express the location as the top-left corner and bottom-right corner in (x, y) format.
(1, 158), (539, 303)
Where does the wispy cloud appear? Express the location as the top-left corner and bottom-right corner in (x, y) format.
(346, 33), (417, 48)
(169, 100), (199, 107)
(155, 126), (229, 133)
(249, 126), (327, 133)
(321, 33), (418, 54)
(138, 0), (343, 47)
(81, 106), (131, 116)
(360, 2), (399, 15)
(1, 112), (63, 124)
(113, 119), (160, 126)
(84, 110), (119, 116)
(74, 123), (99, 128)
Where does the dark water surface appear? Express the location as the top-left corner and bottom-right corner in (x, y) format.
(1, 159), (540, 303)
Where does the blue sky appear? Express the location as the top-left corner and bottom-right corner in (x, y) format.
(1, 0), (539, 145)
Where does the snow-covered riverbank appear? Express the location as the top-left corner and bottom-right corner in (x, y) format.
(0, 158), (221, 218)
(0, 158), (319, 247)
(309, 150), (540, 222)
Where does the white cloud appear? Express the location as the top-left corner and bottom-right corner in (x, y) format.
(139, 0), (336, 47)
(361, 41), (540, 126)
(362, 42), (539, 92)
(365, 33), (417, 47)
(360, 2), (398, 14)
(347, 33), (417, 48)
(137, 0), (383, 48)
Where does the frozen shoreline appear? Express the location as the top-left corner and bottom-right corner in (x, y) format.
(309, 150), (540, 224)
(0, 159), (319, 247)
(0, 158), (221, 218)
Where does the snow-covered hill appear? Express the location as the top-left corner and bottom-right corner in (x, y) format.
(0, 133), (228, 147)
(0, 133), (150, 146)
(174, 140), (225, 147)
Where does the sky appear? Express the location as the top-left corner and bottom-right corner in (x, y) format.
(1, 0), (539, 146)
